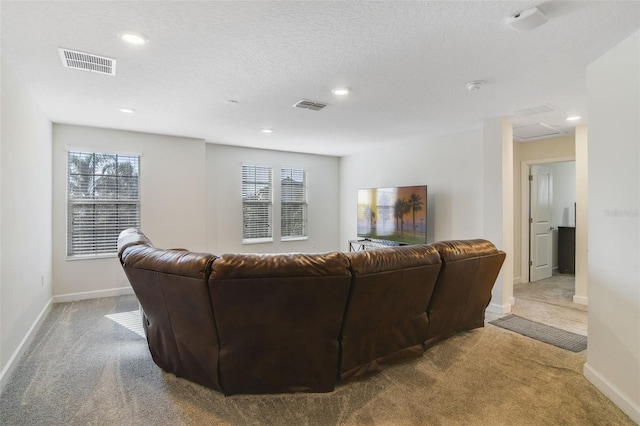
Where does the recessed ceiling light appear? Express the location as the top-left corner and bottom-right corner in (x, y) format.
(331, 87), (350, 96)
(261, 128), (274, 134)
(566, 115), (581, 121)
(118, 30), (150, 46)
(119, 108), (135, 114)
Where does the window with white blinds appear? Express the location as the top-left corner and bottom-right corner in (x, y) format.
(281, 167), (307, 240)
(242, 164), (273, 243)
(67, 151), (140, 257)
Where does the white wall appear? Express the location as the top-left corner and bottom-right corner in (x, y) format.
(548, 161), (576, 228)
(0, 60), (53, 386)
(483, 117), (514, 313)
(548, 161), (576, 269)
(574, 125), (588, 304)
(206, 144), (341, 254)
(340, 124), (514, 313)
(584, 30), (640, 423)
(52, 125), (207, 301)
(340, 129), (484, 250)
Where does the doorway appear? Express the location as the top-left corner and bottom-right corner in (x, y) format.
(517, 158), (584, 335)
(521, 159), (576, 284)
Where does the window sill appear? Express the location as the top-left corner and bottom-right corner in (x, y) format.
(66, 253), (118, 261)
(281, 236), (309, 242)
(242, 238), (274, 245)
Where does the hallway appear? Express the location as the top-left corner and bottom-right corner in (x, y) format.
(511, 273), (587, 337)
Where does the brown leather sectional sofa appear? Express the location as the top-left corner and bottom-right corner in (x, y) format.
(117, 229), (505, 395)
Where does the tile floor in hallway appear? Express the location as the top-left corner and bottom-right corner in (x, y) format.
(487, 272), (587, 337)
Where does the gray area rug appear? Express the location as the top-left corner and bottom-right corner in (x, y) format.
(490, 314), (588, 352)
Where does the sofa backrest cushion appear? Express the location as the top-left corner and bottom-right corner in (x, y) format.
(119, 234), (222, 391)
(425, 239), (506, 348)
(433, 239), (503, 263)
(209, 252), (352, 395)
(121, 244), (213, 279)
(340, 244), (442, 380)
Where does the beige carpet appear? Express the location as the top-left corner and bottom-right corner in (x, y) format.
(0, 295), (633, 426)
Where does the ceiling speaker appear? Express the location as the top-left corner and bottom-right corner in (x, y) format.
(506, 7), (548, 33)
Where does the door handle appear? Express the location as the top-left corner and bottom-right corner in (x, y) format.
(549, 226), (555, 231)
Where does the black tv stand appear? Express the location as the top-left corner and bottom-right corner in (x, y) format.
(348, 239), (405, 252)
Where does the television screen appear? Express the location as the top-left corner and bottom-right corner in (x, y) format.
(357, 185), (428, 245)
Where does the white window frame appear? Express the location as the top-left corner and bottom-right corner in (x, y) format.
(66, 149), (141, 259)
(242, 164), (273, 244)
(280, 167), (308, 241)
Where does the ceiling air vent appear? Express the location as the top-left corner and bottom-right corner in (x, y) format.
(513, 104), (554, 116)
(58, 48), (116, 76)
(513, 123), (565, 142)
(293, 99), (329, 111)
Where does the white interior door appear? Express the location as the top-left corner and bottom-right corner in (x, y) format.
(530, 165), (553, 282)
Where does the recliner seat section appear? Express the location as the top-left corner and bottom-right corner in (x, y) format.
(117, 229), (505, 395)
(341, 245), (442, 380)
(118, 239), (222, 391)
(424, 239), (507, 349)
(208, 252), (352, 395)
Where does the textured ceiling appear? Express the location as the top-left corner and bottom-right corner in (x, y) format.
(2, 1), (639, 156)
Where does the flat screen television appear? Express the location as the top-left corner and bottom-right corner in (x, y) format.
(357, 185), (428, 245)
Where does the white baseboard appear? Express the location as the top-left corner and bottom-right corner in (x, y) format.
(584, 362), (640, 424)
(52, 286), (134, 304)
(0, 297), (52, 392)
(487, 302), (512, 314)
(573, 295), (588, 305)
(513, 276), (522, 285)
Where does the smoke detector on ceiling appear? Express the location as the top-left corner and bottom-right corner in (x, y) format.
(466, 80), (484, 91)
(506, 7), (548, 33)
(58, 48), (116, 76)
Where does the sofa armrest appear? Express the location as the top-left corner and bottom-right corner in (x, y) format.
(117, 228), (153, 261)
